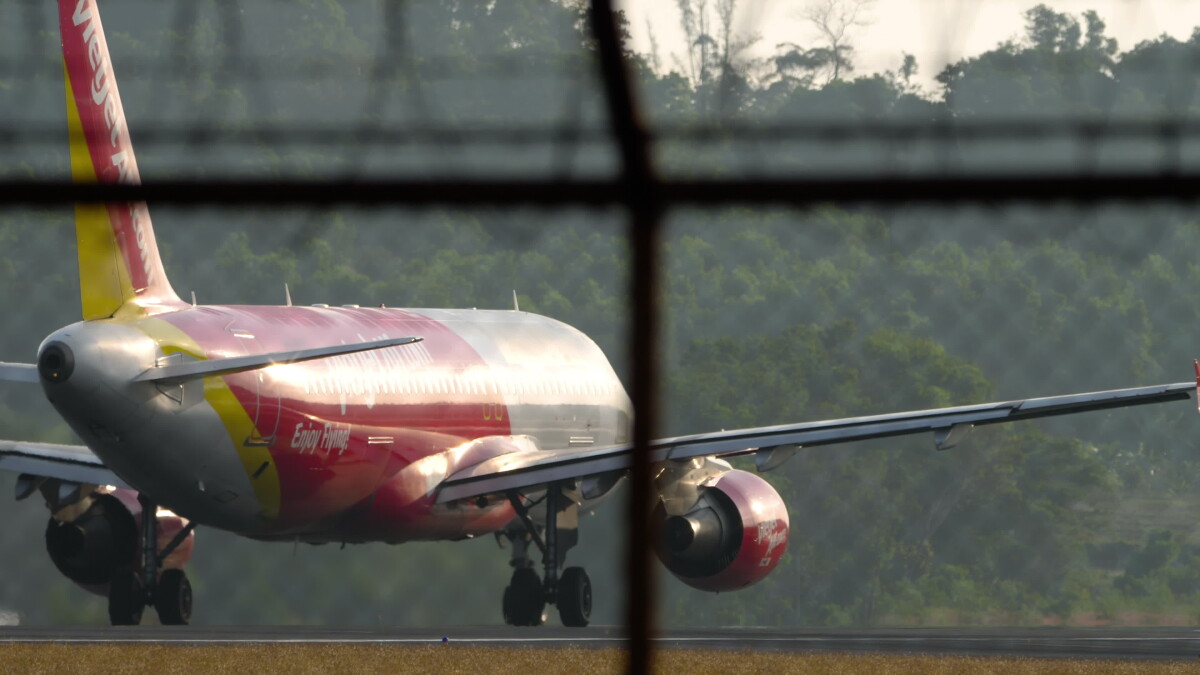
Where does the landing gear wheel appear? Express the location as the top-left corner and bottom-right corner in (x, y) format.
(502, 567), (544, 626)
(155, 568), (193, 625)
(108, 568), (144, 626)
(557, 566), (592, 627)
(502, 584), (516, 625)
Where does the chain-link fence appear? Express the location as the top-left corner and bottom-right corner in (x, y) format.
(1, 0), (1200, 645)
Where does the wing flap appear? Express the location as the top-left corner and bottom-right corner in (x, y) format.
(435, 381), (1193, 504)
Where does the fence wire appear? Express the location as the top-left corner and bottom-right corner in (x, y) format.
(1, 2), (1200, 665)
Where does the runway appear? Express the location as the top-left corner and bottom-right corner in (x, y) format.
(1, 625), (1198, 660)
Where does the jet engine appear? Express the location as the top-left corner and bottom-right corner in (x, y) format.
(41, 486), (194, 595)
(45, 493), (137, 590)
(653, 469), (789, 592)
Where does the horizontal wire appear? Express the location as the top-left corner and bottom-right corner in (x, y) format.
(2, 174), (1198, 208)
(4, 119), (1200, 146)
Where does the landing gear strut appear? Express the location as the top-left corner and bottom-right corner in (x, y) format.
(108, 495), (195, 626)
(501, 483), (591, 627)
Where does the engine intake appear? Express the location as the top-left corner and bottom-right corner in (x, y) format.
(654, 469), (789, 592)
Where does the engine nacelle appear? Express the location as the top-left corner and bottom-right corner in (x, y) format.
(45, 493), (137, 589)
(43, 487), (194, 595)
(654, 469), (789, 592)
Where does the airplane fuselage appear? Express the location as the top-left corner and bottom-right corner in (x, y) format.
(39, 305), (632, 541)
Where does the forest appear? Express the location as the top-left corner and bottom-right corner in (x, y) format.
(1, 0), (1200, 626)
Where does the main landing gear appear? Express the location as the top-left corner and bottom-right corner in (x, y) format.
(501, 483), (592, 627)
(108, 495), (196, 626)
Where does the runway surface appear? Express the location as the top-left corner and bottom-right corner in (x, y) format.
(1, 625), (1198, 660)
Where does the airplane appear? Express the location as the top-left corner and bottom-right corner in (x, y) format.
(0, 0), (1195, 627)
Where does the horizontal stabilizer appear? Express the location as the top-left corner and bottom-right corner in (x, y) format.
(134, 336), (423, 384)
(0, 363), (38, 383)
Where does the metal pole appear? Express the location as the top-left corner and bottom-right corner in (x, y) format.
(589, 2), (662, 672)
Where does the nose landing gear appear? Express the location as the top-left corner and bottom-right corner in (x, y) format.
(501, 483), (591, 627)
(107, 495), (196, 626)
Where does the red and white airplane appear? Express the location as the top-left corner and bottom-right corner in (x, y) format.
(0, 0), (1194, 627)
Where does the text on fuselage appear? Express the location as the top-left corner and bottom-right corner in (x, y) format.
(291, 422), (351, 455)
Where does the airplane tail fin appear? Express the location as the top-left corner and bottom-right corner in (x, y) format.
(59, 0), (181, 320)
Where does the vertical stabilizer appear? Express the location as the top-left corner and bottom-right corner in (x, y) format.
(59, 0), (181, 319)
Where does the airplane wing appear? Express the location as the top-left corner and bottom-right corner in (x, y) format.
(0, 362), (126, 489)
(435, 381), (1195, 504)
(0, 440), (129, 489)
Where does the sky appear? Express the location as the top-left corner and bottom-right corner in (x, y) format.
(621, 0), (1200, 91)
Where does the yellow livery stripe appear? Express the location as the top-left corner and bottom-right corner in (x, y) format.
(65, 61), (132, 320)
(137, 318), (282, 520)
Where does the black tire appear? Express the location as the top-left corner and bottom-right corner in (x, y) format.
(108, 568), (144, 626)
(557, 566), (592, 628)
(155, 568), (193, 625)
(503, 567), (544, 626)
(502, 584), (516, 625)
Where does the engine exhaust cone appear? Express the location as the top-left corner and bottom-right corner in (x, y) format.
(664, 515), (696, 552)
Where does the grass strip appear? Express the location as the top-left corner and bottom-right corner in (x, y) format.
(1, 644), (1196, 674)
